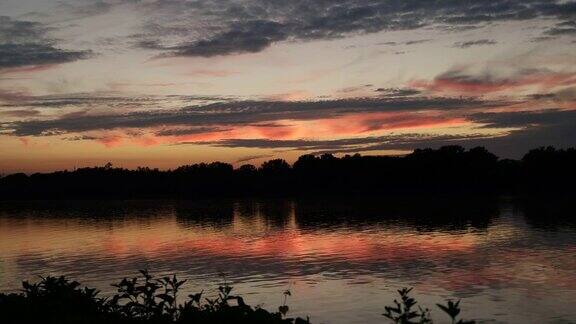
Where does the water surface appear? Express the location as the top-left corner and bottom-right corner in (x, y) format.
(1, 198), (575, 323)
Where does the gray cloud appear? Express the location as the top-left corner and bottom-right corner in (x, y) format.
(154, 126), (228, 137)
(58, 0), (114, 18)
(470, 109), (576, 129)
(375, 88), (422, 97)
(377, 39), (431, 46)
(529, 93), (557, 100)
(546, 20), (576, 37)
(144, 20), (288, 57)
(453, 39), (497, 48)
(0, 16), (92, 69)
(0, 43), (92, 69)
(404, 39), (432, 45)
(131, 0), (576, 57)
(545, 20), (576, 36)
(64, 135), (100, 141)
(7, 1), (574, 60)
(0, 109), (40, 117)
(377, 41), (398, 46)
(527, 87), (576, 102)
(0, 93), (228, 109)
(0, 16), (46, 43)
(185, 134), (486, 151)
(4, 96), (502, 136)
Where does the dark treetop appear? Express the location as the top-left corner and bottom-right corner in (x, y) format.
(1, 146), (575, 199)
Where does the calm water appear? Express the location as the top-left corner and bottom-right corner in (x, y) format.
(1, 198), (575, 323)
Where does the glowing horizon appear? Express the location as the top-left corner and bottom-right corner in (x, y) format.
(1, 1), (576, 173)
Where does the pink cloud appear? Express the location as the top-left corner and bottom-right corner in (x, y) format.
(0, 64), (59, 75)
(410, 69), (576, 95)
(19, 137), (30, 147)
(309, 112), (469, 136)
(152, 112), (469, 146)
(132, 136), (160, 146)
(0, 89), (32, 102)
(84, 110), (471, 149)
(96, 135), (124, 148)
(254, 124), (296, 138)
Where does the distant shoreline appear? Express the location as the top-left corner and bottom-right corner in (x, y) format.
(1, 145), (575, 200)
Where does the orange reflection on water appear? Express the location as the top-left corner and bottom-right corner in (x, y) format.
(0, 208), (482, 263)
(1, 204), (576, 295)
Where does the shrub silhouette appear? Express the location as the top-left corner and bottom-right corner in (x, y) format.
(436, 300), (474, 324)
(383, 287), (474, 324)
(382, 288), (432, 324)
(0, 270), (310, 324)
(0, 272), (480, 324)
(0, 275), (109, 324)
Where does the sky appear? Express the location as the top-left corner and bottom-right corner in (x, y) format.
(0, 0), (575, 173)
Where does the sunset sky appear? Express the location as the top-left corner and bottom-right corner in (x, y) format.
(1, 0), (575, 173)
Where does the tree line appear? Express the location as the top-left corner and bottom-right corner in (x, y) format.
(1, 146), (575, 199)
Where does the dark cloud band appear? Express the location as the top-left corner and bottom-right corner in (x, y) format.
(133, 0), (576, 57)
(453, 39), (497, 48)
(0, 16), (92, 69)
(5, 96), (502, 136)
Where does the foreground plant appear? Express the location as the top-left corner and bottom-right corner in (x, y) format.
(383, 288), (474, 324)
(0, 270), (310, 324)
(0, 272), (477, 324)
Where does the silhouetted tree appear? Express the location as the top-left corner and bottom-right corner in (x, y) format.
(1, 146), (575, 199)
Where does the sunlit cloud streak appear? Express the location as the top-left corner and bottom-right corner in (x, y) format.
(184, 109), (576, 158)
(4, 96), (503, 136)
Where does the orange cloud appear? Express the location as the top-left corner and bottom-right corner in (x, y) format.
(84, 110), (470, 149)
(132, 136), (160, 146)
(311, 112), (468, 135)
(19, 137), (30, 147)
(97, 134), (124, 148)
(254, 125), (296, 138)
